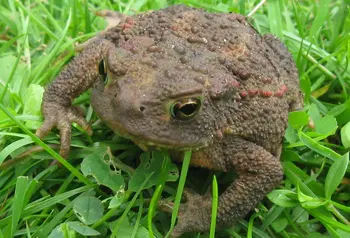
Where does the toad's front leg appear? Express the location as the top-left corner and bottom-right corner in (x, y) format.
(172, 137), (283, 237)
(36, 39), (118, 158)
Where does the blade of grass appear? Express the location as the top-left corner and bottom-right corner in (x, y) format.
(0, 137), (33, 164)
(238, 0), (246, 15)
(36, 197), (76, 237)
(0, 34), (25, 53)
(309, 0), (331, 44)
(30, 9), (72, 83)
(248, 212), (263, 238)
(24, 186), (91, 215)
(6, 176), (29, 238)
(130, 193), (144, 238)
(327, 204), (350, 226)
(148, 153), (170, 237)
(260, 206), (284, 230)
(37, 2), (64, 34)
(324, 153), (349, 200)
(247, 0), (265, 17)
(165, 150), (192, 238)
(148, 185), (164, 237)
(239, 220), (272, 238)
(209, 175), (218, 238)
(84, 0), (92, 33)
(267, 0), (284, 39)
(308, 209), (350, 232)
(14, 1), (59, 41)
(0, 34), (25, 102)
(298, 130), (342, 161)
(111, 172), (153, 238)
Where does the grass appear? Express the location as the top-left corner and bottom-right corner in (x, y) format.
(0, 0), (349, 237)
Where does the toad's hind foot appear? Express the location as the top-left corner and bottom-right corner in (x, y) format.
(171, 189), (212, 237)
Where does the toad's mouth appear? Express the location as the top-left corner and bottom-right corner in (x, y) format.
(106, 119), (209, 152)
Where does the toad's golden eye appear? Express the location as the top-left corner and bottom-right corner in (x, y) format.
(170, 98), (201, 120)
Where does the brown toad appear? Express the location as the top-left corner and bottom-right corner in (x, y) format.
(36, 4), (303, 237)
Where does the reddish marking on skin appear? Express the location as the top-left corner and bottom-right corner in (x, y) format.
(248, 89), (258, 96)
(240, 91), (248, 97)
(261, 76), (273, 84)
(126, 17), (134, 24)
(260, 90), (273, 97)
(216, 130), (223, 139)
(274, 91), (284, 97)
(171, 25), (179, 31)
(274, 84), (288, 97)
(122, 23), (133, 30)
(231, 80), (240, 88)
(281, 84), (288, 93)
(121, 18), (134, 30)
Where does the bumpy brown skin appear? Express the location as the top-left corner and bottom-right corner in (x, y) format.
(36, 5), (303, 237)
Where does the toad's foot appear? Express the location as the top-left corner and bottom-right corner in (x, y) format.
(170, 189), (211, 238)
(35, 103), (92, 159)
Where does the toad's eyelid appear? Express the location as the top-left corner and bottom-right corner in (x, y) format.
(169, 88), (203, 99)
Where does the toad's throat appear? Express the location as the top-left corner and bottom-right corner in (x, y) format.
(106, 119), (208, 151)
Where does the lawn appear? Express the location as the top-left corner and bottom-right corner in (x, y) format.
(0, 0), (349, 237)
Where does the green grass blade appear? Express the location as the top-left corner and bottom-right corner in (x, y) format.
(309, 0), (331, 44)
(148, 184), (163, 237)
(0, 37), (25, 102)
(111, 172), (153, 238)
(308, 209), (350, 232)
(14, 1), (58, 41)
(8, 176), (29, 238)
(267, 0), (284, 39)
(148, 153), (170, 237)
(24, 186), (91, 215)
(247, 212), (263, 238)
(31, 9), (72, 83)
(131, 194), (144, 238)
(325, 153), (349, 200)
(84, 0), (92, 33)
(36, 199), (75, 237)
(0, 137), (33, 164)
(298, 130), (342, 161)
(209, 175), (218, 238)
(165, 150), (192, 238)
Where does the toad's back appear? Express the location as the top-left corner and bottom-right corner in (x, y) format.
(99, 5), (302, 154)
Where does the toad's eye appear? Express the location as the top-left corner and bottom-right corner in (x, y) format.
(170, 98), (201, 120)
(99, 60), (108, 84)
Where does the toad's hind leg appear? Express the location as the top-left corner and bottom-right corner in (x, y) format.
(171, 137), (283, 237)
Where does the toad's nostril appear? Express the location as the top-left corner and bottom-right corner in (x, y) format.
(139, 106), (146, 112)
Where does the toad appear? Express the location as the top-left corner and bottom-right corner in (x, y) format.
(36, 5), (303, 237)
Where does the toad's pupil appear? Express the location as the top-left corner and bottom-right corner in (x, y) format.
(99, 60), (108, 84)
(172, 99), (201, 120)
(179, 103), (197, 116)
(98, 60), (106, 75)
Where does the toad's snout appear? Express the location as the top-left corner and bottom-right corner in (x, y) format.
(112, 87), (148, 118)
